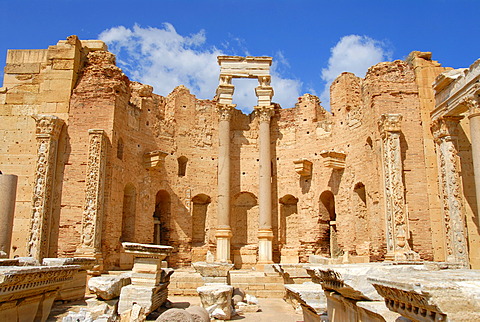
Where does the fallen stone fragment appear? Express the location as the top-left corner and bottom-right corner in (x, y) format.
(155, 308), (194, 322)
(232, 287), (245, 305)
(88, 274), (131, 300)
(197, 284), (234, 320)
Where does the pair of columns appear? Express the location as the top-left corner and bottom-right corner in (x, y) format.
(430, 97), (480, 267)
(215, 104), (275, 264)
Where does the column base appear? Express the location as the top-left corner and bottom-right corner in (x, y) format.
(258, 229), (274, 264)
(385, 249), (420, 262)
(215, 228), (232, 263)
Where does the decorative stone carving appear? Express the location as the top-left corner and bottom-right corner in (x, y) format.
(370, 269), (480, 322)
(254, 105), (275, 123)
(0, 265), (77, 322)
(216, 104), (235, 122)
(42, 257), (95, 301)
(293, 159), (313, 177)
(378, 114), (419, 261)
(320, 150), (346, 169)
(27, 115), (64, 261)
(431, 116), (469, 266)
(76, 129), (108, 270)
(144, 150), (168, 169)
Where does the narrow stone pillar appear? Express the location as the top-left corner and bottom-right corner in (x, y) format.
(431, 116), (469, 266)
(465, 97), (480, 221)
(215, 104), (235, 262)
(0, 174), (18, 258)
(378, 114), (419, 261)
(255, 105), (275, 264)
(76, 129), (108, 272)
(28, 115), (64, 261)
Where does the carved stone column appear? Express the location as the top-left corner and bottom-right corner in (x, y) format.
(378, 114), (419, 261)
(464, 97), (480, 220)
(215, 104), (235, 263)
(431, 116), (469, 266)
(76, 129), (108, 271)
(255, 105), (275, 264)
(28, 115), (64, 261)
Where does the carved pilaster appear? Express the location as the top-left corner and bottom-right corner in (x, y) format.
(76, 129), (108, 269)
(378, 114), (418, 261)
(28, 115), (64, 261)
(431, 116), (469, 266)
(254, 105), (275, 123)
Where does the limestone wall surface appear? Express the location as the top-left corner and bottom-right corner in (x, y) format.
(1, 36), (478, 269)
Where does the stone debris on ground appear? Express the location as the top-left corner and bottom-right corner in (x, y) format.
(88, 274), (132, 300)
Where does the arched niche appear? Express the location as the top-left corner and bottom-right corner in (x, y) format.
(191, 193), (211, 246)
(231, 192), (258, 246)
(121, 183), (136, 242)
(279, 194), (299, 246)
(319, 190), (341, 257)
(153, 190), (171, 245)
(177, 156), (188, 177)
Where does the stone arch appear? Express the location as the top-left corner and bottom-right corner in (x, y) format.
(319, 190), (341, 257)
(121, 183), (136, 242)
(232, 192), (258, 246)
(279, 194), (299, 246)
(153, 190), (171, 245)
(177, 156), (188, 177)
(191, 193), (211, 246)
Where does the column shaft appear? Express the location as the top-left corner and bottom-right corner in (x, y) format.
(469, 111), (480, 221)
(216, 105), (234, 263)
(258, 120), (272, 229)
(255, 106), (274, 264)
(0, 174), (18, 258)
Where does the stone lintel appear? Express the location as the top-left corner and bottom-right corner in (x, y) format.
(122, 242), (173, 260)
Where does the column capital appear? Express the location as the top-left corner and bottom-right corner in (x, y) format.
(461, 96), (480, 119)
(378, 113), (402, 136)
(254, 105), (275, 123)
(431, 116), (464, 142)
(33, 114), (64, 139)
(216, 104), (236, 122)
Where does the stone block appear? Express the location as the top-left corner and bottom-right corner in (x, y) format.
(4, 63), (41, 74)
(185, 306), (210, 322)
(197, 284), (234, 320)
(88, 274), (131, 300)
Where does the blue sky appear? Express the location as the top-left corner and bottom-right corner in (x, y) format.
(1, 0), (479, 111)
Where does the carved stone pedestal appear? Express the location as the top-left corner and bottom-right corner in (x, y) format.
(118, 243), (173, 315)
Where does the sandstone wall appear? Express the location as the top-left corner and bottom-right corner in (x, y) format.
(3, 37), (478, 269)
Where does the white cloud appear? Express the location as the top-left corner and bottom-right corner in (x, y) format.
(320, 35), (391, 108)
(99, 24), (301, 112)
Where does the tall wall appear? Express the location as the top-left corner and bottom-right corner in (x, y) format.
(3, 36), (475, 269)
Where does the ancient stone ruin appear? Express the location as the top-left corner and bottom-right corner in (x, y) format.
(1, 36), (480, 321)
